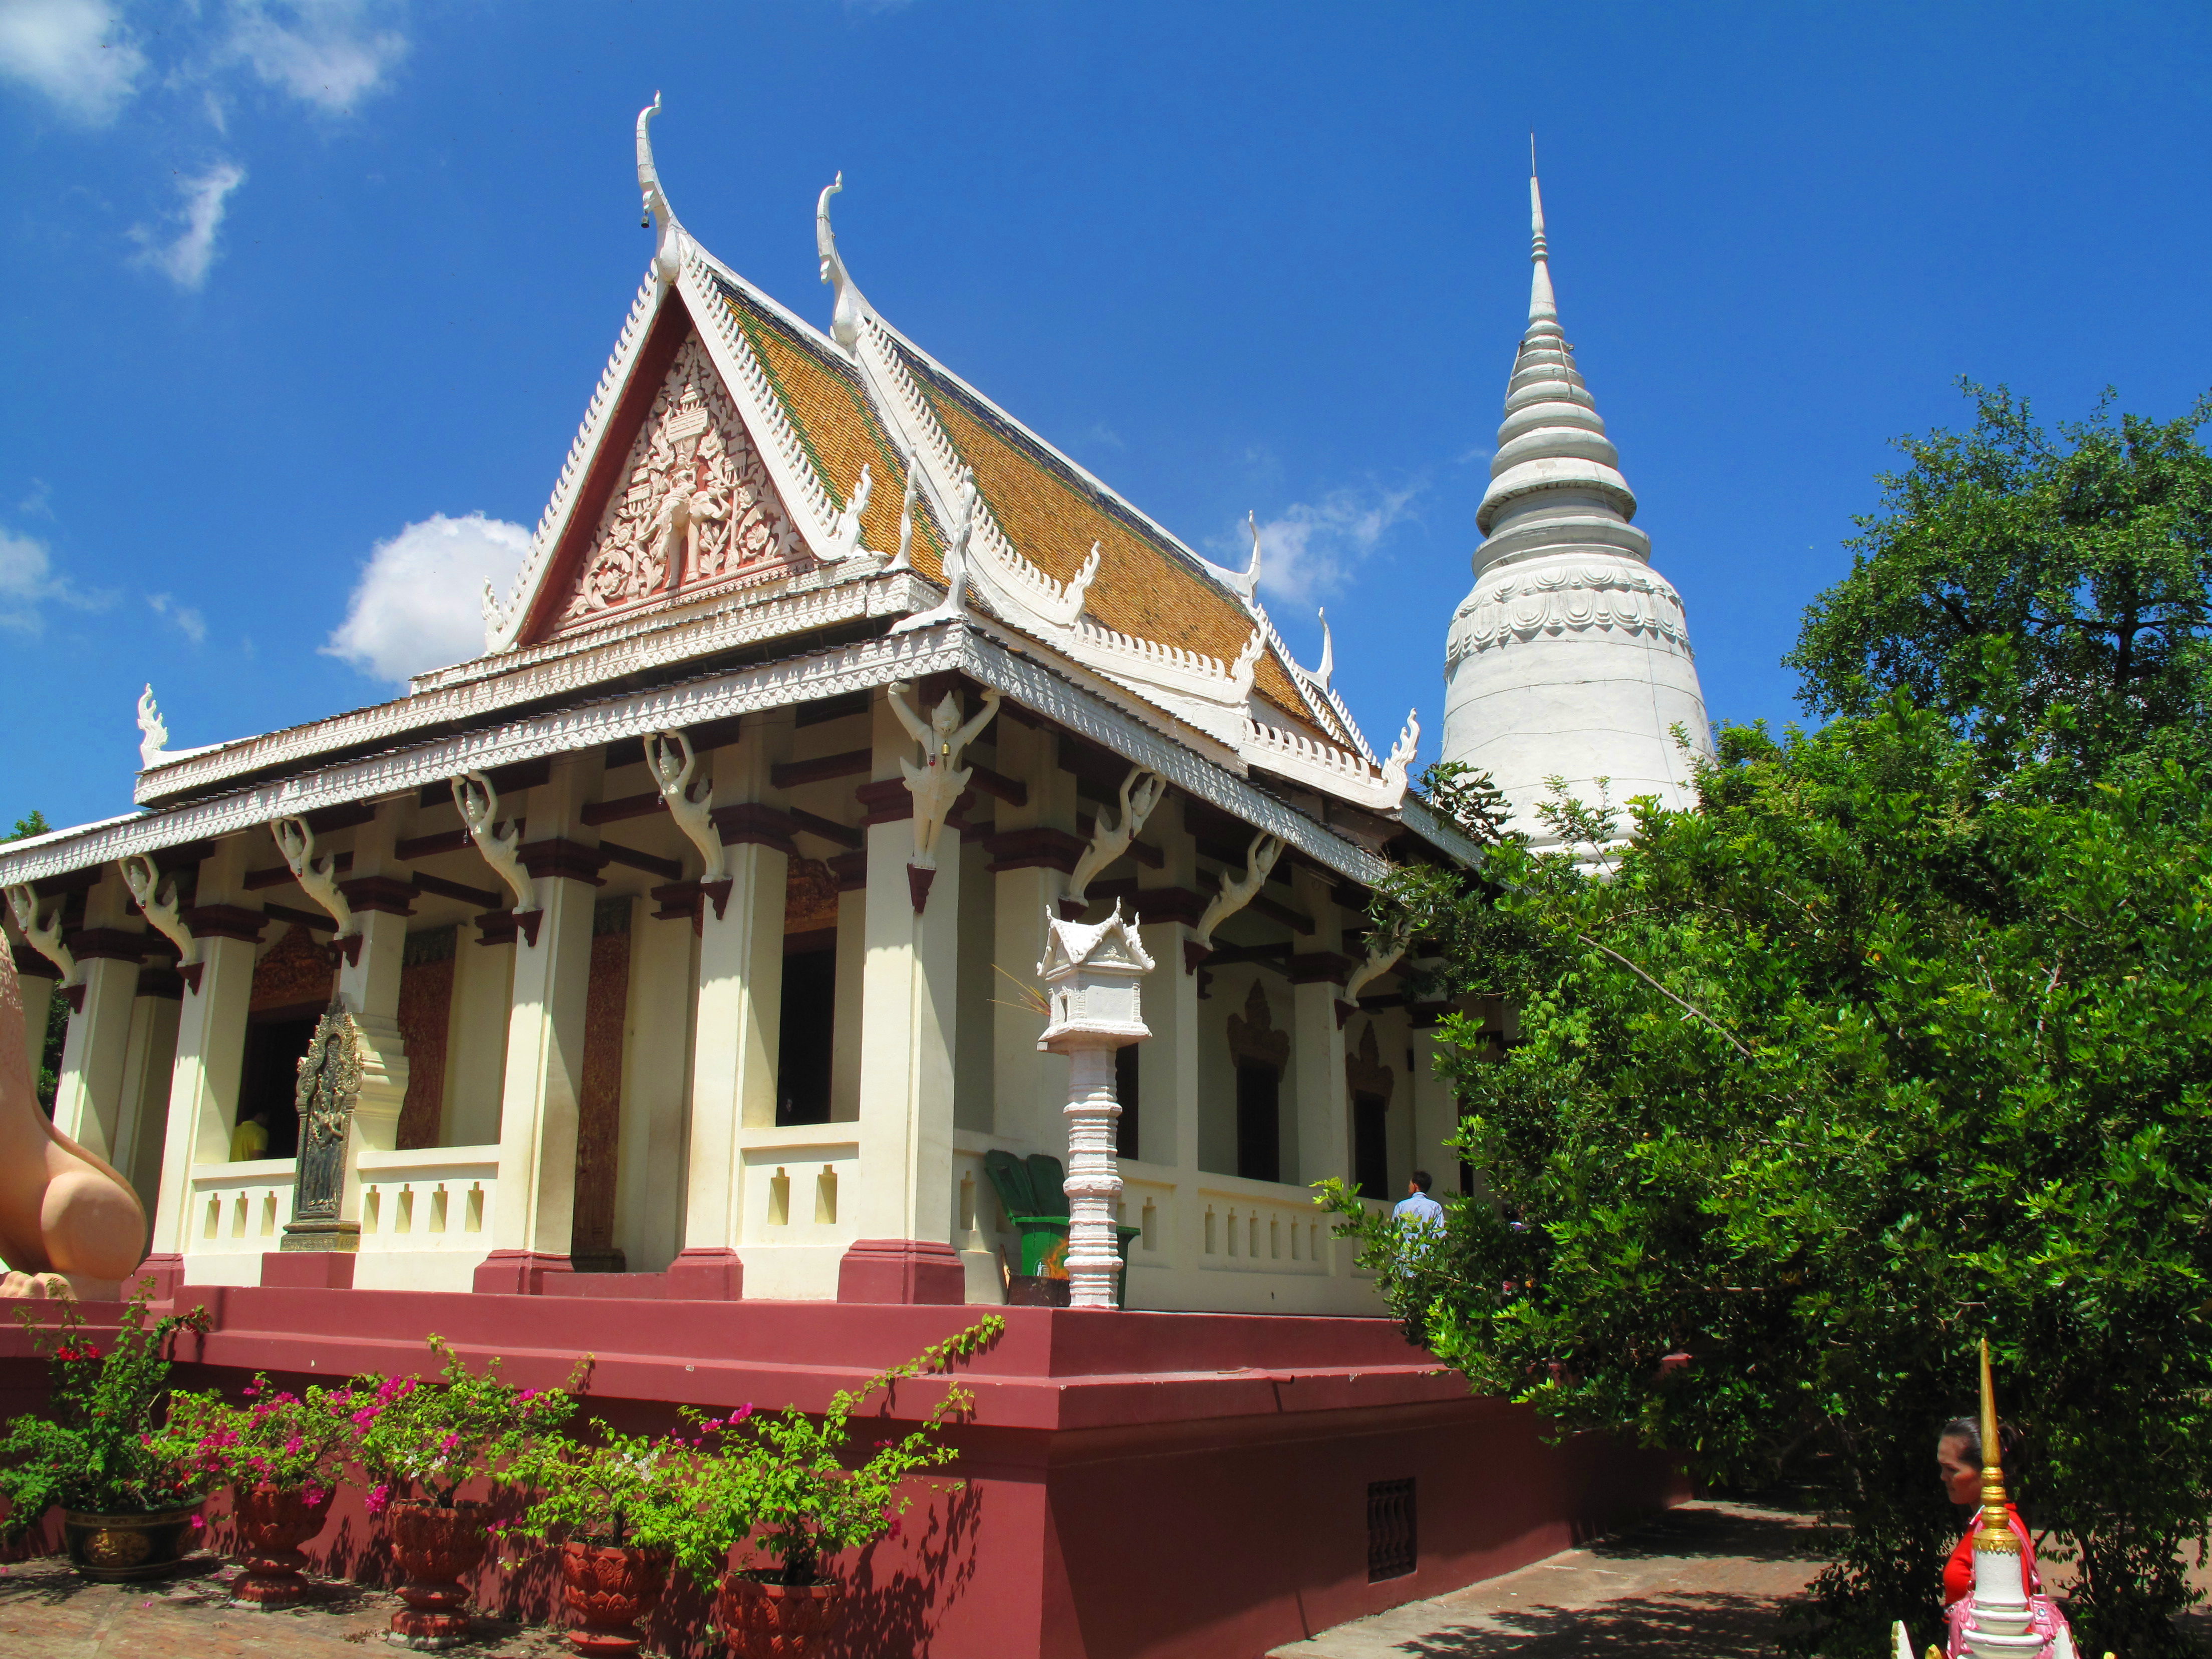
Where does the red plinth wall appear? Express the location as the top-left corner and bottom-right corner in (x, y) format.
(0, 1289), (1684, 1658)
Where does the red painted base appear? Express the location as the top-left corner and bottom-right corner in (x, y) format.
(25, 1287), (1684, 1658)
(470, 1250), (576, 1295)
(663, 1248), (744, 1301)
(836, 1238), (965, 1304)
(134, 1254), (187, 1302)
(259, 1251), (355, 1290)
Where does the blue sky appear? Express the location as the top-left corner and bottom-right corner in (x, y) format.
(3, 2), (2208, 833)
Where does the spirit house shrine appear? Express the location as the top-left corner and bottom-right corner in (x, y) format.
(0, 107), (1696, 1658)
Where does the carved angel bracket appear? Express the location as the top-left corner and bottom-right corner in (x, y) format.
(1065, 767), (1167, 912)
(452, 773), (537, 923)
(645, 729), (727, 886)
(1188, 830), (1285, 972)
(5, 885), (78, 990)
(272, 818), (361, 965)
(889, 678), (1001, 911)
(119, 855), (199, 990)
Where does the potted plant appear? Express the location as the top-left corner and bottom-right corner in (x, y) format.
(667, 1318), (1002, 1659)
(0, 1283), (212, 1581)
(335, 1335), (583, 1650)
(506, 1421), (701, 1655)
(154, 1372), (354, 1606)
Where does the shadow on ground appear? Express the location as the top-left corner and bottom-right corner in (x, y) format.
(1391, 1589), (1802, 1657)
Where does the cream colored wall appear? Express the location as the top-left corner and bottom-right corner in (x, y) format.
(442, 933), (512, 1147)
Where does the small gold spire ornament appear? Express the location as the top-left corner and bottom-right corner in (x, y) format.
(1975, 1337), (2019, 1553)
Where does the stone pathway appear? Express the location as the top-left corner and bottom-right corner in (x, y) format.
(0, 1555), (574, 1658)
(1271, 1501), (1838, 1658)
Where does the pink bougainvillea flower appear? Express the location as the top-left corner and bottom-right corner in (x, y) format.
(365, 1482), (392, 1514)
(190, 1517), (204, 1531)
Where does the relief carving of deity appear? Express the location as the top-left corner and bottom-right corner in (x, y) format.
(564, 335), (799, 625)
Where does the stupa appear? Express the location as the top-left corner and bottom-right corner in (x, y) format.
(1441, 168), (1713, 845)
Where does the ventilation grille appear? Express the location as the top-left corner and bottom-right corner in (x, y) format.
(1366, 1478), (1417, 1582)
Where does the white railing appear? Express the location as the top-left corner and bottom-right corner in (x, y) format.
(739, 1129), (861, 1246)
(357, 1146), (500, 1255)
(1192, 1175), (1333, 1275)
(184, 1160), (296, 1257)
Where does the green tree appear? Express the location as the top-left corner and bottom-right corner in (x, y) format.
(1786, 383), (2212, 783)
(4, 809), (66, 1110)
(1329, 705), (2212, 1653)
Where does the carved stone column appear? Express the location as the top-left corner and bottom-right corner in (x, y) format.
(841, 690), (963, 1303)
(144, 840), (264, 1294)
(112, 979), (181, 1216)
(475, 751), (606, 1294)
(1037, 907), (1153, 1309)
(52, 872), (147, 1165)
(668, 717), (790, 1301)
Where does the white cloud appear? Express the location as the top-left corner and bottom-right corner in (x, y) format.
(223, 0), (407, 113)
(323, 512), (530, 685)
(0, 523), (109, 632)
(146, 592), (207, 644)
(1245, 484), (1421, 605)
(0, 0), (145, 125)
(129, 160), (246, 290)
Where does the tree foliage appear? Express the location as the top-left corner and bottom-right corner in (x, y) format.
(1333, 390), (2212, 1654)
(1787, 382), (2212, 782)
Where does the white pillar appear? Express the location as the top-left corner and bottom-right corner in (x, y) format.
(841, 690), (964, 1303)
(475, 751), (604, 1293)
(986, 717), (1077, 1151)
(145, 839), (262, 1291)
(113, 986), (180, 1217)
(1289, 867), (1352, 1195)
(51, 872), (147, 1164)
(670, 721), (788, 1300)
(14, 957), (54, 1087)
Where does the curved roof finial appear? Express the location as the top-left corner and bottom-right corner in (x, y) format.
(1314, 608), (1334, 689)
(816, 171), (874, 354)
(1240, 509), (1264, 604)
(636, 92), (683, 284)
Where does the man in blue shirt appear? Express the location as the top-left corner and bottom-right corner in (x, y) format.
(1393, 1169), (1444, 1228)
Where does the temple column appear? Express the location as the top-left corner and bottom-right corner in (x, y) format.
(1407, 1022), (1455, 1191)
(474, 751), (605, 1293)
(841, 689), (963, 1303)
(144, 839), (264, 1294)
(1288, 867), (1353, 1217)
(668, 717), (790, 1300)
(13, 950), (55, 1082)
(52, 872), (147, 1165)
(614, 896), (694, 1275)
(265, 804), (417, 1288)
(112, 980), (181, 1217)
(985, 717), (1078, 1152)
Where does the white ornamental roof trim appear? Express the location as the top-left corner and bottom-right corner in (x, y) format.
(5, 623), (1400, 891)
(135, 568), (932, 807)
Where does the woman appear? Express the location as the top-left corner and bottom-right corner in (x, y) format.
(1937, 1415), (2041, 1606)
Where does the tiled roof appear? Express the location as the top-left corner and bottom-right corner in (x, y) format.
(896, 345), (1322, 733)
(715, 279), (944, 574)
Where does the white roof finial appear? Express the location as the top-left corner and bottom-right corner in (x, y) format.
(1528, 150), (1556, 325)
(136, 684), (167, 769)
(816, 172), (874, 355)
(636, 92), (683, 284)
(1240, 509), (1264, 604)
(1314, 608), (1334, 690)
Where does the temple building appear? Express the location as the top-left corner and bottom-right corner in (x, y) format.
(0, 112), (1687, 1656)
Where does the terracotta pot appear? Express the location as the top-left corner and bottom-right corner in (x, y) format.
(387, 1500), (489, 1651)
(61, 1504), (203, 1582)
(228, 1482), (333, 1607)
(559, 1540), (669, 1655)
(715, 1569), (844, 1658)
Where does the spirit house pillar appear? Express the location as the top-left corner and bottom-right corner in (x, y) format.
(1036, 903), (1153, 1310)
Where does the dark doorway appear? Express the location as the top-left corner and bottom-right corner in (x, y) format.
(239, 1011), (318, 1161)
(1235, 1062), (1279, 1184)
(1114, 1043), (1140, 1161)
(1352, 1091), (1389, 1200)
(776, 947), (836, 1126)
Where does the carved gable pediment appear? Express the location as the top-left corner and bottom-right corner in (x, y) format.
(557, 333), (807, 635)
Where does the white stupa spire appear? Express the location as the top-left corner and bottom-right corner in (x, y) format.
(1439, 166), (1712, 847)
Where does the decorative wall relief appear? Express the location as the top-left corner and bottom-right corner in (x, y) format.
(1225, 980), (1289, 1072)
(784, 858), (840, 935)
(1343, 1022), (1395, 1107)
(563, 334), (801, 627)
(394, 928), (455, 1152)
(251, 924), (336, 1014)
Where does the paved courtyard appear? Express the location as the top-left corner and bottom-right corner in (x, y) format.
(1273, 1501), (1837, 1658)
